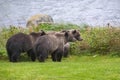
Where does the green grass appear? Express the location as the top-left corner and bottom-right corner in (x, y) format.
(0, 23), (120, 80)
(0, 56), (120, 80)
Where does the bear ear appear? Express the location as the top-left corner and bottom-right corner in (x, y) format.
(41, 30), (46, 35)
(72, 30), (76, 34)
(61, 30), (67, 32)
(78, 29), (80, 32)
(65, 31), (69, 37)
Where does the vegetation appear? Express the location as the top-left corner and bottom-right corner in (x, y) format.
(0, 23), (120, 57)
(0, 56), (120, 80)
(70, 26), (120, 57)
(0, 23), (120, 80)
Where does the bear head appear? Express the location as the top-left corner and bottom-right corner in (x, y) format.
(62, 29), (83, 41)
(64, 31), (77, 42)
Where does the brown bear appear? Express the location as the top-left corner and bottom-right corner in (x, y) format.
(62, 29), (83, 57)
(33, 31), (77, 62)
(48, 29), (83, 41)
(61, 29), (83, 41)
(46, 29), (83, 57)
(6, 30), (46, 62)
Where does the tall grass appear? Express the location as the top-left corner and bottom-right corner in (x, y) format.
(0, 23), (120, 57)
(70, 26), (120, 56)
(0, 26), (29, 56)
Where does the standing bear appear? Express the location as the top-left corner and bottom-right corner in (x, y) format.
(33, 31), (78, 62)
(6, 30), (46, 62)
(62, 29), (83, 57)
(47, 29), (83, 57)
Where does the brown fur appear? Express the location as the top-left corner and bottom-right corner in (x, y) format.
(48, 29), (83, 57)
(62, 29), (83, 57)
(6, 30), (46, 62)
(34, 31), (76, 62)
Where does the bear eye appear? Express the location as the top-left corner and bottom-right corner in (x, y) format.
(78, 34), (80, 37)
(75, 34), (80, 37)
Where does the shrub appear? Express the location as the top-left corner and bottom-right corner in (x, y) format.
(69, 26), (120, 56)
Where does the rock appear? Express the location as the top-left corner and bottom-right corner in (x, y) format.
(26, 14), (54, 31)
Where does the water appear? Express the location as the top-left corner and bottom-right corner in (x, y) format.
(0, 0), (120, 27)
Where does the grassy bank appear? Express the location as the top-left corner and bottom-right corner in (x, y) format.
(0, 56), (120, 80)
(0, 24), (120, 80)
(0, 23), (120, 57)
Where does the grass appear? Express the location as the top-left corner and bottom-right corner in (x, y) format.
(0, 23), (120, 56)
(0, 23), (120, 80)
(0, 56), (120, 80)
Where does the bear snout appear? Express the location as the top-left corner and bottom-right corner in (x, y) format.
(79, 38), (83, 41)
(73, 38), (77, 42)
(77, 37), (83, 41)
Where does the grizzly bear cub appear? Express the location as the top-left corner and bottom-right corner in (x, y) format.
(6, 30), (46, 62)
(62, 29), (83, 57)
(33, 31), (77, 62)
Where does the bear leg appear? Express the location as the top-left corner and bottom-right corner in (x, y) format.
(27, 49), (36, 62)
(51, 51), (57, 62)
(11, 52), (20, 62)
(37, 50), (47, 62)
(52, 49), (63, 62)
(7, 52), (12, 62)
(63, 48), (69, 57)
(56, 50), (63, 62)
(31, 53), (36, 62)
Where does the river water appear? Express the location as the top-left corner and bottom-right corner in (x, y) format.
(0, 0), (120, 27)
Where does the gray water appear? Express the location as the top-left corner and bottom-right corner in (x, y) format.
(0, 0), (120, 27)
